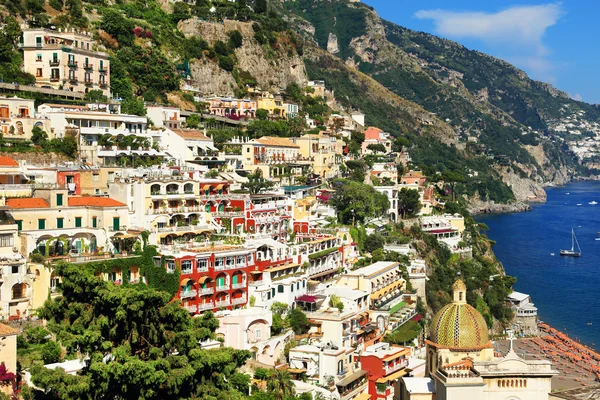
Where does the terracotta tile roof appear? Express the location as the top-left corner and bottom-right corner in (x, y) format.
(255, 136), (299, 148)
(68, 197), (126, 207)
(6, 198), (49, 209)
(0, 323), (18, 336)
(0, 156), (19, 167)
(170, 129), (211, 141)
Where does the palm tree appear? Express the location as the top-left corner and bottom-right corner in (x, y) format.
(266, 369), (294, 400)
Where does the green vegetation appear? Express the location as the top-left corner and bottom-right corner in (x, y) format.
(286, 307), (310, 335)
(385, 320), (422, 345)
(242, 169), (275, 194)
(330, 179), (390, 225)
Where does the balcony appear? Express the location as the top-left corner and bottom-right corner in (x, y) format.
(231, 281), (246, 289)
(384, 359), (408, 375)
(69, 77), (78, 84)
(199, 287), (214, 295)
(185, 305), (197, 313)
(50, 76), (60, 82)
(68, 60), (78, 68)
(198, 302), (215, 311)
(197, 267), (209, 273)
(49, 59), (60, 66)
(108, 225), (127, 232)
(99, 66), (108, 73)
(99, 81), (108, 88)
(84, 63), (94, 71)
(180, 289), (197, 299)
(84, 79), (93, 86)
(337, 367), (349, 377)
(232, 296), (247, 305)
(215, 285), (229, 292)
(215, 299), (230, 308)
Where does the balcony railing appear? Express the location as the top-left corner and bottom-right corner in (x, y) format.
(198, 302), (215, 311)
(99, 81), (108, 88)
(181, 269), (193, 275)
(215, 299), (230, 308)
(84, 79), (93, 86)
(337, 367), (349, 376)
(231, 281), (246, 289)
(384, 359), (408, 375)
(215, 285), (229, 292)
(69, 77), (78, 84)
(68, 60), (78, 68)
(99, 66), (108, 73)
(232, 296), (247, 305)
(197, 267), (209, 273)
(49, 60), (60, 66)
(50, 76), (60, 82)
(199, 287), (214, 295)
(84, 63), (94, 70)
(180, 289), (197, 299)
(185, 305), (197, 313)
(108, 225), (127, 232)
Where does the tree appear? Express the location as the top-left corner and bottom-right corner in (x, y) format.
(367, 143), (386, 154)
(84, 89), (108, 103)
(172, 2), (190, 22)
(398, 188), (421, 219)
(185, 113), (201, 129)
(266, 369), (294, 400)
(242, 169), (275, 194)
(31, 262), (251, 399)
(31, 126), (48, 145)
(365, 233), (385, 253)
(441, 171), (466, 202)
(330, 179), (390, 225)
(286, 307), (309, 335)
(256, 108), (268, 120)
(100, 9), (135, 47)
(255, 0), (267, 14)
(41, 341), (62, 364)
(121, 97), (146, 116)
(345, 160), (367, 182)
(228, 30), (243, 49)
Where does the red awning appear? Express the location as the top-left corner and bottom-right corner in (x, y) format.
(296, 295), (318, 303)
(412, 314), (423, 322)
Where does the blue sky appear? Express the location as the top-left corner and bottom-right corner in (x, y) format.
(363, 1), (600, 104)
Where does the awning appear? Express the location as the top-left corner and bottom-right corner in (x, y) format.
(216, 184), (225, 190)
(207, 144), (218, 151)
(309, 269), (336, 279)
(376, 369), (406, 383)
(287, 368), (306, 374)
(265, 263), (299, 273)
(198, 276), (210, 284)
(250, 270), (263, 275)
(112, 233), (138, 239)
(336, 370), (367, 387)
(202, 184), (211, 191)
(181, 278), (192, 286)
(356, 393), (370, 400)
(362, 325), (377, 334)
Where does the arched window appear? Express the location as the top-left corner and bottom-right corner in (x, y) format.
(12, 283), (25, 299)
(277, 285), (284, 293)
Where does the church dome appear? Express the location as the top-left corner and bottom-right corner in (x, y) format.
(429, 280), (490, 349)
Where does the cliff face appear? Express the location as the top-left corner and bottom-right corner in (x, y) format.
(178, 19), (308, 95)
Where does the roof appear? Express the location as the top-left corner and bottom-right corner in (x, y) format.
(0, 156), (19, 167)
(254, 136), (300, 148)
(170, 129), (211, 141)
(549, 385), (600, 399)
(402, 377), (435, 394)
(343, 261), (399, 278)
(508, 291), (530, 302)
(0, 323), (19, 336)
(6, 198), (49, 209)
(68, 197), (126, 207)
(324, 286), (368, 301)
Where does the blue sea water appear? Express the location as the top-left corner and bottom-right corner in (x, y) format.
(477, 181), (600, 348)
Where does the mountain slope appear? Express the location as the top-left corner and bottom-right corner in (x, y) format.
(283, 0), (596, 203)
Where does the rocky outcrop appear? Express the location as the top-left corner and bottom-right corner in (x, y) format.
(467, 199), (532, 215)
(499, 169), (547, 203)
(178, 18), (308, 94)
(327, 33), (339, 54)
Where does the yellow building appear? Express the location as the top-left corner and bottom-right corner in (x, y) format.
(293, 133), (343, 179)
(78, 167), (121, 196)
(0, 323), (18, 397)
(256, 92), (286, 118)
(21, 28), (110, 96)
(241, 136), (309, 182)
(0, 97), (51, 140)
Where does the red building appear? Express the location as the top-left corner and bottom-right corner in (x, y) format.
(161, 244), (255, 314)
(359, 342), (411, 400)
(57, 169), (81, 195)
(245, 194), (293, 240)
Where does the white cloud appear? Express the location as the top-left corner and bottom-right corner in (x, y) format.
(414, 4), (562, 80)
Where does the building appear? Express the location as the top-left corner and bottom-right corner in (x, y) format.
(0, 324), (18, 397)
(256, 92), (286, 118)
(241, 136), (310, 182)
(360, 342), (411, 400)
(21, 28), (110, 96)
(398, 280), (557, 400)
(0, 97), (51, 141)
(362, 127), (392, 155)
(146, 106), (185, 129)
(162, 128), (222, 167)
(202, 96), (257, 119)
(294, 133), (344, 180)
(507, 291), (539, 336)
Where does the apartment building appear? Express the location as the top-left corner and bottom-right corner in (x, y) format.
(21, 28), (110, 96)
(146, 106), (185, 129)
(360, 342), (411, 400)
(294, 133), (344, 180)
(0, 97), (51, 141)
(202, 96), (257, 119)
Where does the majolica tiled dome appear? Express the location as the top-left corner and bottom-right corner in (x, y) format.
(430, 280), (489, 349)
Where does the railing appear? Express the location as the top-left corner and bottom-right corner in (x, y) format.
(0, 184), (33, 190)
(249, 280), (263, 287)
(185, 305), (197, 313)
(99, 66), (108, 73)
(197, 267), (209, 273)
(198, 302), (215, 311)
(180, 290), (197, 299)
(337, 367), (348, 376)
(181, 269), (193, 275)
(69, 77), (78, 83)
(199, 287), (214, 295)
(213, 211), (244, 218)
(384, 359), (408, 375)
(84, 79), (93, 86)
(232, 297), (247, 305)
(84, 63), (94, 70)
(215, 300), (230, 308)
(108, 225), (127, 232)
(68, 61), (78, 68)
(50, 76), (60, 82)
(231, 282), (246, 289)
(49, 60), (60, 66)
(99, 81), (108, 88)
(215, 285), (229, 292)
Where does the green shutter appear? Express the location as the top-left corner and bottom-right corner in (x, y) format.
(16, 220), (22, 231)
(75, 217), (82, 228)
(92, 217), (97, 228)
(38, 219), (45, 229)
(217, 276), (224, 287)
(113, 217), (120, 231)
(56, 194), (63, 206)
(57, 218), (63, 229)
(232, 275), (238, 285)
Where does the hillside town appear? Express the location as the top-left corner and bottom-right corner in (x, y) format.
(0, 22), (570, 400)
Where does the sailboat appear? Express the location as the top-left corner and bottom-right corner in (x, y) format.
(560, 228), (581, 257)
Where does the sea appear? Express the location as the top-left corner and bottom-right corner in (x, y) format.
(477, 181), (600, 349)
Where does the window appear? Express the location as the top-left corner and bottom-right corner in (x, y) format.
(226, 256), (234, 267)
(197, 258), (208, 270)
(92, 217), (97, 228)
(15, 220), (22, 231)
(12, 284), (24, 299)
(36, 53), (42, 61)
(297, 282), (300, 290)
(75, 217), (82, 228)
(181, 260), (192, 274)
(236, 255), (245, 265)
(271, 288), (275, 297)
(92, 173), (99, 182)
(166, 260), (175, 273)
(113, 217), (120, 231)
(290, 284), (294, 292)
(277, 285), (284, 293)
(256, 329), (261, 338)
(0, 234), (13, 247)
(36, 68), (42, 77)
(56, 193), (63, 206)
(215, 258), (224, 268)
(38, 219), (45, 229)
(56, 218), (64, 229)
(11, 265), (19, 274)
